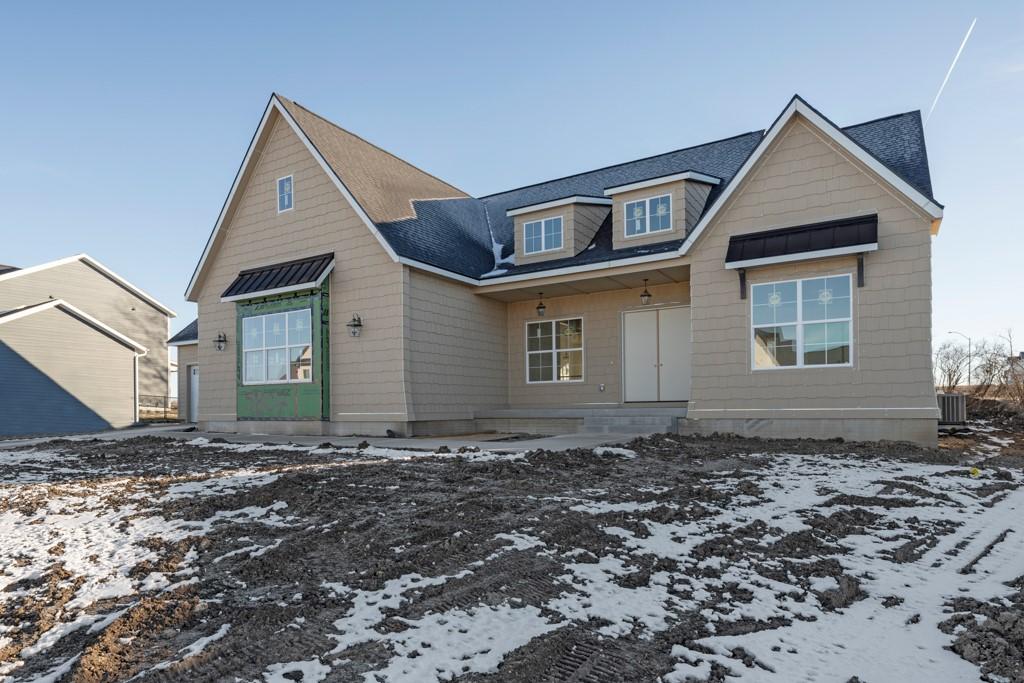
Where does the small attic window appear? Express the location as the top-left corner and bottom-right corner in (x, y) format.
(524, 216), (563, 254)
(277, 176), (294, 213)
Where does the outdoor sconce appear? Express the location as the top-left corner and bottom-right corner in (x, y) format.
(213, 332), (228, 352)
(347, 314), (363, 337)
(640, 279), (652, 306)
(536, 292), (546, 317)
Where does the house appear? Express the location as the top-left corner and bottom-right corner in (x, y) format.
(184, 94), (943, 445)
(0, 255), (176, 436)
(168, 318), (199, 422)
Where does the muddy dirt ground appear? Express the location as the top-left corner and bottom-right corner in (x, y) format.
(1, 425), (1023, 683)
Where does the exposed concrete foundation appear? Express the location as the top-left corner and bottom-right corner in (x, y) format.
(679, 417), (938, 447)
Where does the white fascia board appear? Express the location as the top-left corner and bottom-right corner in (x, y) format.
(679, 98), (942, 257)
(604, 171), (721, 196)
(725, 243), (878, 269)
(396, 258), (481, 286)
(506, 196), (613, 217)
(219, 259), (335, 303)
(167, 339), (199, 347)
(0, 253), (176, 317)
(475, 250), (683, 286)
(0, 299), (149, 353)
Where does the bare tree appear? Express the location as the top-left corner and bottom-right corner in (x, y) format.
(969, 339), (1008, 398)
(934, 340), (969, 393)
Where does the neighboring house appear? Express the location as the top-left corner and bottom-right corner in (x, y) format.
(169, 319), (199, 422)
(185, 94), (943, 445)
(0, 254), (176, 436)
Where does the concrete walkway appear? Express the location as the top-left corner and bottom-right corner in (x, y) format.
(0, 423), (639, 453)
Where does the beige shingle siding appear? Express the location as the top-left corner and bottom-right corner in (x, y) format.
(506, 282), (690, 407)
(0, 307), (136, 431)
(404, 269), (508, 421)
(512, 203), (612, 264)
(193, 115), (407, 426)
(687, 116), (937, 421)
(610, 179), (708, 250)
(684, 181), (712, 232)
(276, 96), (467, 223)
(176, 343), (197, 421)
(0, 260), (169, 397)
(573, 205), (611, 252)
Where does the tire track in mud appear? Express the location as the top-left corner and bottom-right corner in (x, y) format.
(2, 433), (1023, 682)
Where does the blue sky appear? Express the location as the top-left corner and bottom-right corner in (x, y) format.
(1, 1), (1021, 350)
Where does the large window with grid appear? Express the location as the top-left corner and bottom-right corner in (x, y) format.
(526, 318), (583, 383)
(523, 216), (563, 254)
(242, 309), (313, 384)
(751, 274), (852, 370)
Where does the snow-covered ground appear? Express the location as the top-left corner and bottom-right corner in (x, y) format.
(0, 432), (1021, 682)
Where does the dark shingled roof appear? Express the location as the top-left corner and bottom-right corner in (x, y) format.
(0, 264), (19, 276)
(242, 96), (935, 283)
(361, 105), (935, 280)
(222, 253), (334, 299)
(168, 318), (198, 345)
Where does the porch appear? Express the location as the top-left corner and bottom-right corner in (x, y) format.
(476, 260), (693, 416)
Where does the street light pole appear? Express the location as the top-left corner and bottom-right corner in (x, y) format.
(948, 330), (972, 388)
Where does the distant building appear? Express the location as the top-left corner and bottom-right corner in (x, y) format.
(0, 254), (175, 436)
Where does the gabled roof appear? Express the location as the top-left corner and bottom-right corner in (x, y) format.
(678, 96), (942, 256)
(188, 94), (941, 293)
(168, 318), (198, 346)
(0, 264), (18, 276)
(275, 96), (468, 222)
(0, 254), (176, 317)
(0, 299), (148, 353)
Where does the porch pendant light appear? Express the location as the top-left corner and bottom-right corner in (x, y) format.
(640, 279), (652, 306)
(536, 292), (547, 317)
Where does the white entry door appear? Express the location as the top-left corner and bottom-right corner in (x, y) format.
(188, 366), (199, 422)
(623, 307), (691, 402)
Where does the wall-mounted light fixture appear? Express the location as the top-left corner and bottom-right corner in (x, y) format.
(213, 332), (228, 352)
(640, 279), (652, 306)
(347, 314), (363, 337)
(536, 292), (546, 317)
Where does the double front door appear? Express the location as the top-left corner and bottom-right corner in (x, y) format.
(623, 306), (691, 402)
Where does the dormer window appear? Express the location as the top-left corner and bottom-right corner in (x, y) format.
(625, 194), (671, 237)
(524, 216), (563, 254)
(277, 175), (294, 213)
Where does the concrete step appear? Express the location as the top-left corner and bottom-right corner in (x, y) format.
(580, 415), (677, 435)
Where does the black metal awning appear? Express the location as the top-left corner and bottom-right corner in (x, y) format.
(725, 215), (878, 268)
(221, 253), (334, 301)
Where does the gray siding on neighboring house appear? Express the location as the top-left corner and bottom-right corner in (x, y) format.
(0, 259), (170, 397)
(0, 307), (136, 436)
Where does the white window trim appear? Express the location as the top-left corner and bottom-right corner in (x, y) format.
(277, 175), (294, 214)
(750, 273), (854, 371)
(525, 316), (585, 384)
(242, 309), (314, 385)
(623, 194), (672, 239)
(523, 215), (564, 255)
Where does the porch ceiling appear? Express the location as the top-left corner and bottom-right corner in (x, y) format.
(478, 264), (690, 302)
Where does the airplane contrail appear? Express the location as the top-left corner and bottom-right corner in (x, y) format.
(926, 17), (977, 124)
